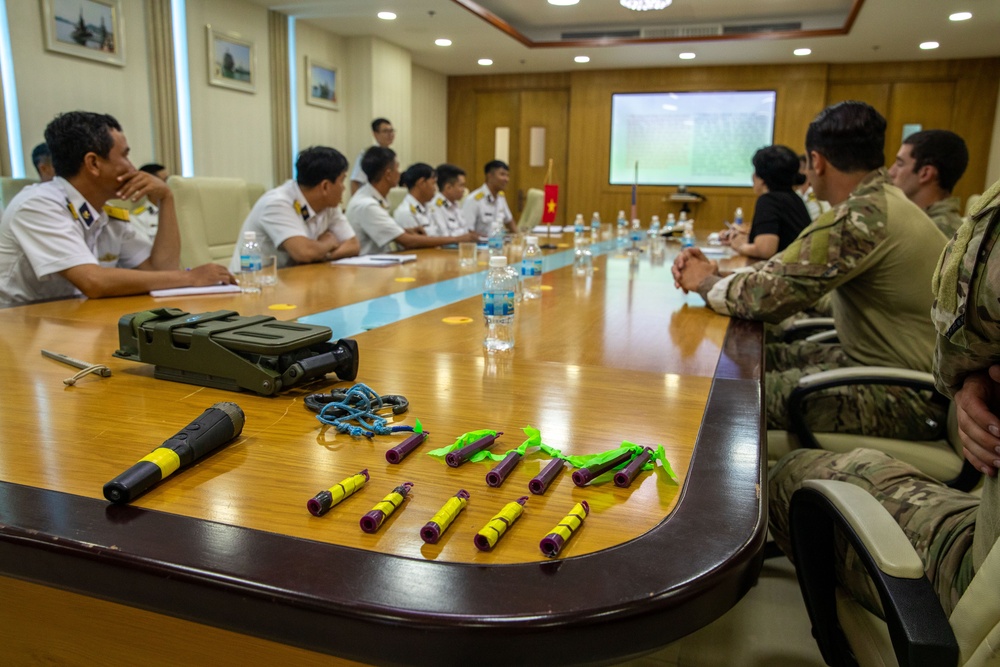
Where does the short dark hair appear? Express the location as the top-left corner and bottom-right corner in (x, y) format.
(436, 163), (465, 190)
(44, 111), (122, 178)
(31, 143), (50, 169)
(371, 118), (391, 133)
(752, 145), (805, 191)
(295, 146), (349, 188)
(139, 163), (165, 176)
(361, 146), (396, 183)
(903, 130), (969, 193)
(805, 101), (886, 173)
(484, 160), (508, 176)
(400, 163), (435, 191)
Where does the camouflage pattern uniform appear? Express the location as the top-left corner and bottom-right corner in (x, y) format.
(698, 169), (948, 438)
(925, 195), (964, 238)
(768, 178), (1000, 617)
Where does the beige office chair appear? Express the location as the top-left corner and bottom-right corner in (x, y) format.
(518, 188), (544, 231)
(245, 182), (266, 209)
(168, 176), (252, 268)
(768, 367), (980, 491)
(790, 479), (1000, 666)
(0, 177), (38, 208)
(386, 186), (407, 214)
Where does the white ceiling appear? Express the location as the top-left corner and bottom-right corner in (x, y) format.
(249, 0), (1000, 76)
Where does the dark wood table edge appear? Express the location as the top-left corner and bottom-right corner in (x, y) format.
(0, 319), (767, 666)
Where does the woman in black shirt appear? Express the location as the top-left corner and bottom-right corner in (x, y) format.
(727, 145), (812, 259)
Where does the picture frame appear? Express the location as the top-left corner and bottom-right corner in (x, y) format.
(41, 0), (125, 67)
(305, 56), (339, 110)
(206, 25), (255, 93)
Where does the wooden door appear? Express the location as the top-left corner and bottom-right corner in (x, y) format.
(518, 90), (569, 223)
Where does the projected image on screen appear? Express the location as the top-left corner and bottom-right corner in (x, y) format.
(609, 91), (777, 187)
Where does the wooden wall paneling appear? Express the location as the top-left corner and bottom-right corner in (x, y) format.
(950, 68), (1000, 198)
(473, 91), (521, 206)
(825, 83), (892, 118)
(518, 90), (569, 223)
(885, 80), (956, 170)
(447, 88), (478, 176)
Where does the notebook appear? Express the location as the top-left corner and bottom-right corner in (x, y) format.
(332, 254), (418, 266)
(150, 284), (243, 297)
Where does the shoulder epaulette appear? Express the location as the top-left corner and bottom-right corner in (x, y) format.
(103, 205), (130, 222)
(474, 192), (485, 201)
(435, 196), (445, 206)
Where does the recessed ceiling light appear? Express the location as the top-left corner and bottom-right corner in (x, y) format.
(919, 41), (940, 50)
(478, 58), (493, 66)
(574, 56), (590, 63)
(377, 11), (396, 20)
(548, 0), (580, 5)
(793, 48), (812, 56)
(679, 52), (696, 60)
(435, 39), (452, 47)
(949, 12), (972, 21)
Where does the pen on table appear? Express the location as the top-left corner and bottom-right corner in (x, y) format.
(41, 349), (112, 377)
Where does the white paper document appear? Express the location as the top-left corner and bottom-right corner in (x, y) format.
(150, 284), (243, 297)
(332, 254), (417, 266)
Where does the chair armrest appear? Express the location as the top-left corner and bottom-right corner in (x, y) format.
(805, 329), (839, 344)
(789, 367), (943, 449)
(790, 480), (958, 667)
(785, 317), (836, 331)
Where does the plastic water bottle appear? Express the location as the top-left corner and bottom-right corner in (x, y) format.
(483, 256), (515, 352)
(629, 218), (643, 254)
(505, 260), (522, 303)
(734, 207), (744, 229)
(616, 210), (628, 249)
(574, 240), (593, 276)
(573, 214), (585, 244)
(680, 222), (696, 249)
(239, 231), (262, 293)
(520, 235), (543, 300)
(487, 220), (504, 257)
(590, 212), (601, 244)
(666, 212), (676, 234)
(648, 215), (661, 243)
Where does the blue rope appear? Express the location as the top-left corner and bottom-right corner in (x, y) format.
(315, 383), (414, 438)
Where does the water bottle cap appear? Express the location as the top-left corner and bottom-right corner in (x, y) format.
(489, 256), (507, 267)
(243, 231), (256, 241)
(525, 236), (537, 245)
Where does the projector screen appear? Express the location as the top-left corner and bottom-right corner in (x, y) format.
(609, 90), (777, 188)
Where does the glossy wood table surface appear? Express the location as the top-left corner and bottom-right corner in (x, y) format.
(0, 241), (766, 666)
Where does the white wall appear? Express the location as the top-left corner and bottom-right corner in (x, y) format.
(410, 64), (448, 169)
(6, 0), (154, 176)
(294, 21), (347, 158)
(185, 0), (273, 186)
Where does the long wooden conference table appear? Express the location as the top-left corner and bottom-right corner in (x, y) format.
(0, 238), (765, 666)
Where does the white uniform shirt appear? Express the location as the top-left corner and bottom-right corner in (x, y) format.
(345, 183), (404, 255)
(428, 195), (468, 237)
(129, 200), (158, 243)
(393, 193), (433, 232)
(462, 183), (513, 237)
(0, 177), (151, 306)
(228, 180), (355, 272)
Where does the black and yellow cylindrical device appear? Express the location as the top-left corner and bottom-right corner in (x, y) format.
(103, 402), (245, 504)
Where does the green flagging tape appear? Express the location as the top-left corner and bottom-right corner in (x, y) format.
(414, 418), (423, 434)
(427, 426), (678, 482)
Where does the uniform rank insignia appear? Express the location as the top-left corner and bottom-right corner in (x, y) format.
(409, 204), (417, 214)
(474, 192), (485, 201)
(98, 253), (119, 263)
(78, 203), (94, 226)
(294, 201), (310, 221)
(103, 205), (130, 222)
(435, 196), (444, 206)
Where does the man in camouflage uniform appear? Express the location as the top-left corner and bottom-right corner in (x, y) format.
(768, 176), (1000, 618)
(673, 101), (947, 439)
(888, 129), (969, 237)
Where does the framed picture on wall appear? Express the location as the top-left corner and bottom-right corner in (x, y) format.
(305, 57), (338, 110)
(207, 25), (255, 93)
(41, 0), (125, 67)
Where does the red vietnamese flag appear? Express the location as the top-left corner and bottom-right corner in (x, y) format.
(541, 184), (559, 223)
